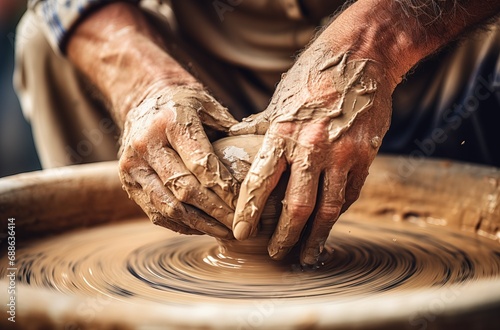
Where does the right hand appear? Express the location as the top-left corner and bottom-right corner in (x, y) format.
(230, 52), (393, 265)
(118, 85), (239, 238)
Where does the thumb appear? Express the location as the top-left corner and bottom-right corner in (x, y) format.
(198, 94), (238, 132)
(229, 111), (270, 136)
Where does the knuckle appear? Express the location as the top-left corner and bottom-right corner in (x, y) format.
(130, 133), (149, 154)
(333, 138), (355, 157)
(118, 155), (135, 174)
(316, 203), (341, 220)
(164, 201), (186, 220)
(141, 172), (159, 192)
(118, 156), (139, 190)
(149, 199), (187, 228)
(286, 202), (314, 219)
(174, 186), (195, 203)
(273, 122), (296, 136)
(355, 139), (376, 157)
(167, 176), (197, 203)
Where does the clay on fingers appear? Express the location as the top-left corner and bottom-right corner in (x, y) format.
(118, 86), (241, 237)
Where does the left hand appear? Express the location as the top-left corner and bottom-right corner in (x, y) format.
(230, 51), (394, 265)
(119, 85), (238, 238)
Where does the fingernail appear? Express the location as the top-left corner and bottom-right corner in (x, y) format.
(302, 247), (320, 266)
(234, 222), (252, 240)
(268, 244), (279, 258)
(268, 245), (291, 260)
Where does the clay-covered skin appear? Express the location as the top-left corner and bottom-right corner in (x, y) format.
(227, 0), (500, 266)
(119, 86), (238, 238)
(66, 4), (242, 240)
(213, 135), (289, 256)
(65, 0), (500, 266)
(231, 50), (393, 265)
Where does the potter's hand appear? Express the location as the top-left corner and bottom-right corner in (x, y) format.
(65, 3), (241, 238)
(231, 51), (394, 265)
(228, 0), (500, 264)
(119, 86), (238, 238)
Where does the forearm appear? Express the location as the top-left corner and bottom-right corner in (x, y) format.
(315, 0), (500, 86)
(66, 2), (199, 128)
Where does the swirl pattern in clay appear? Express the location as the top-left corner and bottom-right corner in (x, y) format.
(2, 216), (499, 306)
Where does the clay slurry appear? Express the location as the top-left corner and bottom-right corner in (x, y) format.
(1, 215), (499, 305)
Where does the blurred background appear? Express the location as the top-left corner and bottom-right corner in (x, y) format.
(0, 0), (41, 177)
(0, 2), (498, 179)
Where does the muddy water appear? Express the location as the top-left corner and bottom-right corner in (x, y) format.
(1, 215), (498, 306)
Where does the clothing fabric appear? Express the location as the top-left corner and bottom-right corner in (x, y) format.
(28, 0), (140, 53)
(15, 0), (500, 168)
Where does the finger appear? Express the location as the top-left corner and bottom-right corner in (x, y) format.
(128, 189), (202, 235)
(136, 168), (232, 239)
(233, 136), (287, 240)
(229, 112), (270, 136)
(123, 156), (232, 239)
(165, 103), (238, 208)
(119, 152), (201, 235)
(341, 168), (369, 214)
(300, 169), (348, 265)
(267, 161), (321, 260)
(167, 173), (235, 229)
(142, 145), (235, 229)
(183, 204), (234, 240)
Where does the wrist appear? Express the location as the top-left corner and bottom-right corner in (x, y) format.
(318, 0), (500, 86)
(66, 2), (200, 128)
(105, 32), (201, 123)
(315, 0), (425, 86)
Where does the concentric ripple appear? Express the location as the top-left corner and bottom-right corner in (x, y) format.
(2, 217), (499, 306)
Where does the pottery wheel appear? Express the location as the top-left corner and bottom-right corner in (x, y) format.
(2, 214), (498, 306)
(1, 136), (499, 329)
